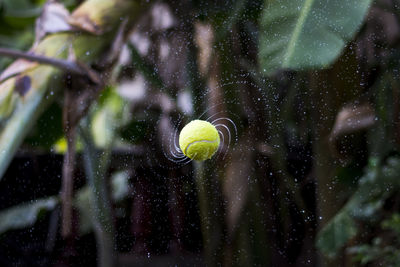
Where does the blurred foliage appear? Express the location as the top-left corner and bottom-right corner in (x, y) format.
(349, 213), (400, 266)
(75, 170), (131, 235)
(90, 86), (130, 148)
(0, 196), (58, 235)
(0, 0), (79, 70)
(0, 169), (130, 237)
(316, 157), (400, 258)
(0, 0), (400, 266)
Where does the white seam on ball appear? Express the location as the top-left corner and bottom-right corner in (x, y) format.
(184, 139), (218, 155)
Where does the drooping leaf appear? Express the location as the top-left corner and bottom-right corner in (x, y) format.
(258, 0), (372, 74)
(0, 197), (58, 235)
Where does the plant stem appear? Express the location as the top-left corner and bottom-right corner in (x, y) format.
(81, 122), (116, 267)
(194, 161), (225, 266)
(61, 128), (76, 238)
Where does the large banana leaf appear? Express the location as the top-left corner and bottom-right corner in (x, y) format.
(259, 0), (372, 74)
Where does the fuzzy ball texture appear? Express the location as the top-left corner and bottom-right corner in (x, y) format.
(179, 120), (220, 161)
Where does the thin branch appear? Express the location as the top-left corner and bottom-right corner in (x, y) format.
(61, 128), (76, 238)
(0, 47), (102, 85)
(0, 47), (85, 75)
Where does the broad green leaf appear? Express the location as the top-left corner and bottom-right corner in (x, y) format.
(259, 0), (372, 74)
(0, 197), (58, 235)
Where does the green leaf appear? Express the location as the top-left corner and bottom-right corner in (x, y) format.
(2, 0), (42, 28)
(316, 211), (357, 258)
(111, 170), (130, 202)
(316, 157), (400, 258)
(382, 213), (400, 235)
(0, 197), (58, 235)
(258, 0), (372, 74)
(0, 79), (17, 121)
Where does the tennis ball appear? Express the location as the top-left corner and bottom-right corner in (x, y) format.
(179, 120), (220, 161)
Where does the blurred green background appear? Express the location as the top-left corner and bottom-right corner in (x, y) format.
(0, 0), (400, 266)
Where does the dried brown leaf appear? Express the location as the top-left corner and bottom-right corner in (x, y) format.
(35, 0), (75, 44)
(330, 104), (375, 140)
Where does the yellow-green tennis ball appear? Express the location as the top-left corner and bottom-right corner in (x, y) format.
(179, 120), (220, 161)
